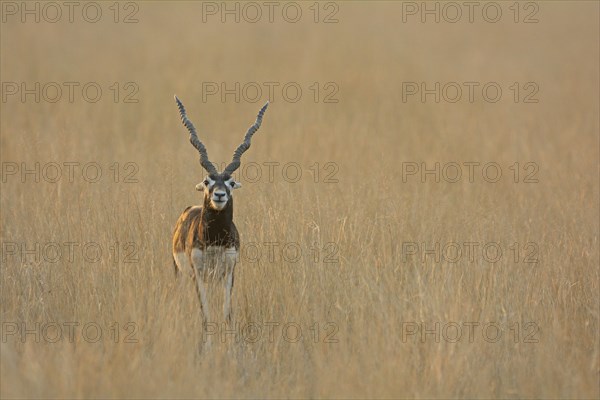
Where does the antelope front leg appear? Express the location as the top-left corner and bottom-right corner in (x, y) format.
(223, 247), (238, 323)
(191, 249), (210, 325)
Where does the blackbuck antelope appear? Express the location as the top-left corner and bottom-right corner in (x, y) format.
(172, 96), (269, 323)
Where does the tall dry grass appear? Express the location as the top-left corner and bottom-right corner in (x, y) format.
(1, 2), (598, 398)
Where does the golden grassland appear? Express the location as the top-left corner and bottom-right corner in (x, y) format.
(1, 2), (598, 398)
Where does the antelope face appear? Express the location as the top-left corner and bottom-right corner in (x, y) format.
(196, 174), (241, 211)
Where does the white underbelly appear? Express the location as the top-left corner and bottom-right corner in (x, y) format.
(194, 246), (239, 281)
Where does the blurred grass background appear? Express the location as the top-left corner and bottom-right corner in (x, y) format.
(1, 1), (598, 398)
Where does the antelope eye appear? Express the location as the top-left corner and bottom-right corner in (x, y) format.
(203, 179), (209, 185)
(230, 181), (236, 187)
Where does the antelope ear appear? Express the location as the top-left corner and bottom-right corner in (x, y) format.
(195, 183), (204, 191)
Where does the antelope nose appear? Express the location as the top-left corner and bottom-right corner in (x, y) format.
(214, 191), (226, 200)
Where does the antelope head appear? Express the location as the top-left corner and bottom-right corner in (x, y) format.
(175, 96), (269, 211)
